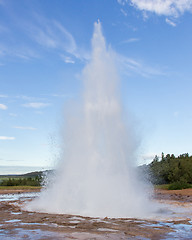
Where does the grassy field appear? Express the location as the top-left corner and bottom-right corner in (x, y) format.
(0, 186), (41, 190)
(154, 184), (170, 190)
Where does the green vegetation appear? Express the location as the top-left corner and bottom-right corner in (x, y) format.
(168, 181), (192, 190)
(0, 186), (41, 190)
(0, 176), (42, 187)
(0, 170), (53, 187)
(154, 184), (170, 190)
(149, 153), (192, 190)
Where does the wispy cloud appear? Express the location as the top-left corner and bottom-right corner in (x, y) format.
(0, 94), (8, 98)
(22, 102), (51, 109)
(13, 126), (37, 130)
(0, 42), (39, 60)
(118, 0), (192, 18)
(50, 93), (70, 98)
(0, 94), (46, 102)
(15, 95), (46, 101)
(118, 54), (165, 77)
(60, 54), (75, 64)
(25, 15), (90, 62)
(117, 0), (127, 5)
(0, 103), (7, 110)
(0, 136), (15, 140)
(29, 17), (77, 56)
(9, 113), (17, 117)
(0, 7), (88, 63)
(121, 38), (140, 44)
(165, 18), (177, 27)
(120, 8), (128, 16)
(13, 47), (40, 60)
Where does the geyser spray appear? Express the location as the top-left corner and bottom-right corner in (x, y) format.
(26, 21), (152, 218)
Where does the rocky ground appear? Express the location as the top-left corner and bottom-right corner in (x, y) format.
(155, 188), (192, 202)
(0, 188), (41, 195)
(0, 188), (192, 239)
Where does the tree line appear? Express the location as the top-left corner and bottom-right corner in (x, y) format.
(148, 153), (192, 189)
(0, 176), (42, 187)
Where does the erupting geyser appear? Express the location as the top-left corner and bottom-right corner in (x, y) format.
(26, 21), (153, 218)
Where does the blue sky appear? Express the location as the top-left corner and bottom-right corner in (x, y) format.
(1, 0), (192, 174)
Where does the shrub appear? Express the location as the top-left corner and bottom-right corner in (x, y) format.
(0, 177), (42, 187)
(168, 181), (191, 190)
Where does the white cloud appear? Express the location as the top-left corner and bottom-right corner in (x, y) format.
(13, 47), (40, 60)
(0, 103), (7, 110)
(0, 94), (8, 98)
(120, 8), (128, 16)
(121, 38), (140, 44)
(22, 102), (50, 109)
(13, 126), (37, 130)
(30, 18), (77, 56)
(60, 55), (75, 64)
(16, 95), (46, 101)
(0, 94), (45, 101)
(118, 0), (192, 18)
(0, 11), (88, 62)
(117, 0), (127, 5)
(0, 136), (15, 140)
(50, 93), (70, 98)
(26, 16), (90, 62)
(9, 113), (17, 117)
(118, 54), (165, 77)
(0, 42), (39, 60)
(165, 18), (177, 26)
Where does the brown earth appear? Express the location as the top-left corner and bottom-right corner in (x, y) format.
(154, 188), (192, 202)
(0, 201), (174, 239)
(1, 187), (192, 201)
(0, 188), (41, 195)
(0, 188), (192, 239)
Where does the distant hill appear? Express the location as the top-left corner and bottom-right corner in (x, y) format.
(0, 170), (53, 178)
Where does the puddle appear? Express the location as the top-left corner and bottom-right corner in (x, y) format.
(69, 216), (85, 221)
(0, 192), (39, 202)
(146, 200), (192, 221)
(5, 219), (21, 223)
(68, 226), (76, 229)
(69, 220), (80, 224)
(11, 212), (22, 215)
(0, 228), (70, 240)
(165, 223), (192, 239)
(98, 228), (118, 232)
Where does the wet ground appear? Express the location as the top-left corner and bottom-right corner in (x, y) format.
(0, 190), (192, 239)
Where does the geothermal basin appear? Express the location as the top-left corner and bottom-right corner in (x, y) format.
(1, 189), (192, 239)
